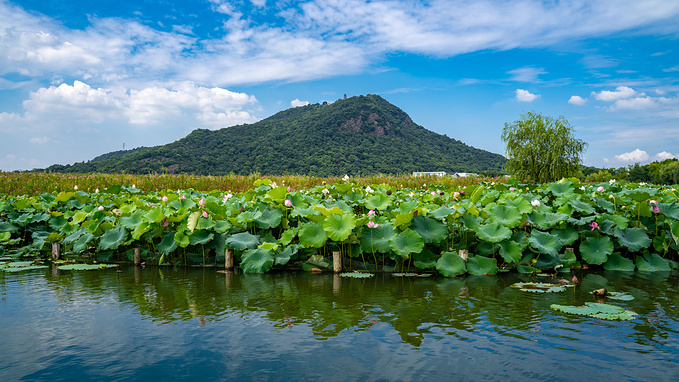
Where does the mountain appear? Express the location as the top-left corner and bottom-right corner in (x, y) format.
(42, 94), (506, 176)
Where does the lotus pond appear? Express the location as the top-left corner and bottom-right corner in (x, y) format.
(1, 266), (678, 381)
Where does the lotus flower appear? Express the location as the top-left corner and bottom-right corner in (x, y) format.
(531, 200), (540, 207)
(181, 195), (186, 200)
(597, 186), (605, 192)
(650, 200), (658, 205)
(367, 220), (378, 229)
(162, 196), (168, 202)
(368, 210), (375, 215)
(98, 205), (104, 211)
(95, 188), (99, 193)
(287, 186), (292, 192)
(572, 275), (579, 284)
(589, 221), (599, 231)
(609, 179), (616, 184)
(202, 210), (208, 218)
(162, 219), (169, 227)
(342, 174), (350, 181)
(199, 198), (205, 206)
(509, 187), (515, 191)
(74, 185), (78, 190)
(366, 186), (374, 193)
(284, 199), (293, 207)
(653, 206), (661, 213)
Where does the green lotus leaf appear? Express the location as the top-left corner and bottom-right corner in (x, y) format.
(340, 272), (374, 278)
(213, 220), (232, 234)
(359, 223), (395, 253)
(528, 230), (562, 256)
(2, 264), (49, 272)
(240, 248), (274, 273)
(554, 227), (578, 246)
(672, 221), (679, 245)
(186, 211), (201, 232)
(0, 221), (19, 233)
(70, 210), (88, 225)
(599, 213), (628, 230)
(546, 181), (574, 197)
(279, 228), (297, 246)
(394, 212), (414, 227)
(144, 206), (165, 224)
(298, 221), (328, 248)
(0, 232), (11, 243)
(511, 282), (571, 293)
(73, 233), (96, 253)
(265, 186), (288, 201)
(169, 198), (196, 210)
(498, 239), (522, 263)
(58, 263), (118, 271)
(196, 216), (216, 230)
(557, 248), (578, 268)
(365, 193), (392, 210)
(323, 213), (356, 241)
(569, 198), (596, 215)
(131, 221), (151, 240)
(476, 223), (512, 243)
(487, 204), (522, 228)
(515, 264), (541, 273)
(393, 273), (431, 277)
(174, 231), (190, 248)
(255, 208), (283, 229)
(525, 211), (548, 229)
(603, 253), (635, 271)
(430, 206), (455, 220)
(98, 227), (128, 250)
(226, 232), (260, 251)
(579, 236), (613, 265)
(622, 189), (655, 203)
(274, 245), (298, 266)
(512, 231), (529, 251)
(466, 255), (498, 275)
(435, 251), (467, 277)
(290, 207), (321, 218)
(157, 232), (178, 255)
(410, 216), (448, 244)
(595, 197), (616, 213)
(307, 254), (332, 269)
(235, 210), (262, 225)
(389, 229), (424, 259)
(505, 197), (533, 214)
(189, 230), (214, 246)
(120, 210), (144, 230)
(635, 252), (671, 272)
(658, 202), (679, 220)
(615, 228), (652, 252)
(601, 291), (635, 301)
(461, 214), (480, 230)
(413, 248), (439, 269)
(63, 228), (85, 245)
(551, 302), (638, 321)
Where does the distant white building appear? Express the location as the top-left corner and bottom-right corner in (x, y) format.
(412, 171), (478, 178)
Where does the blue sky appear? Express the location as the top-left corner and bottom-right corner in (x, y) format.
(1, 0), (678, 172)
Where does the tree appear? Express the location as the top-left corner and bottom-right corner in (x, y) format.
(501, 111), (587, 183)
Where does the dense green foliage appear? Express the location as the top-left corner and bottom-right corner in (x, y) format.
(502, 112), (587, 183)
(2, 178), (678, 276)
(584, 158), (679, 185)
(40, 95), (506, 176)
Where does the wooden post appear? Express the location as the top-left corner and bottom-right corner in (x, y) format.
(333, 251), (342, 273)
(51, 263), (60, 277)
(134, 248), (141, 265)
(458, 249), (469, 261)
(225, 248), (234, 270)
(333, 273), (341, 295)
(51, 242), (60, 261)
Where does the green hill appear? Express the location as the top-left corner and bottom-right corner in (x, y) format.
(43, 94), (506, 176)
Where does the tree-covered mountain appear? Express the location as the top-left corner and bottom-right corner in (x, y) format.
(43, 94), (506, 176)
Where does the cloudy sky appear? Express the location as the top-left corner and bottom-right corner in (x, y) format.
(1, 0), (678, 171)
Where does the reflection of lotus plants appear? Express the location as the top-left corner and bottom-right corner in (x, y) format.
(1, 178), (678, 276)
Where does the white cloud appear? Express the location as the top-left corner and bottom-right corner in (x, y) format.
(507, 66), (546, 82)
(291, 99), (310, 107)
(568, 95), (587, 105)
(615, 149), (650, 162)
(655, 151), (677, 160)
(29, 136), (50, 144)
(591, 86), (637, 101)
(611, 96), (669, 111)
(515, 89), (539, 102)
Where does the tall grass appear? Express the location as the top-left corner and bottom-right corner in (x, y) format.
(0, 172), (500, 196)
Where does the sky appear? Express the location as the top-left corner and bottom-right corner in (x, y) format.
(1, 0), (678, 172)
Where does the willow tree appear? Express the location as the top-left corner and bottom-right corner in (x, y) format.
(501, 112), (587, 183)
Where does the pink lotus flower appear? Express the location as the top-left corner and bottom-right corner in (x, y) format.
(199, 198), (205, 207)
(650, 200), (658, 205)
(284, 199), (293, 207)
(597, 186), (605, 192)
(589, 221), (599, 231)
(653, 206), (661, 213)
(509, 187), (515, 191)
(98, 205), (104, 211)
(460, 190), (466, 194)
(367, 220), (378, 229)
(162, 196), (168, 202)
(162, 219), (169, 227)
(572, 275), (579, 284)
(181, 195), (186, 200)
(287, 186), (292, 192)
(531, 200), (540, 207)
(202, 210), (208, 218)
(368, 210), (375, 216)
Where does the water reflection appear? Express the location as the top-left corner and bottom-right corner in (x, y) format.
(1, 267), (678, 380)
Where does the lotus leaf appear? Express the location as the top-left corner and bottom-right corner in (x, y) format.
(551, 302), (638, 321)
(0, 221), (19, 233)
(58, 263), (118, 271)
(505, 197), (533, 214)
(569, 198), (596, 215)
(557, 248), (577, 268)
(340, 272), (374, 278)
(226, 232), (260, 251)
(394, 212), (414, 227)
(603, 253), (635, 271)
(658, 202), (679, 220)
(593, 291), (634, 301)
(255, 209), (283, 229)
(196, 216), (216, 230)
(274, 245), (298, 265)
(515, 264), (541, 273)
(389, 229), (424, 259)
(359, 223), (395, 253)
(511, 282), (572, 293)
(487, 204), (522, 228)
(240, 248), (274, 273)
(365, 193), (392, 210)
(290, 207), (321, 218)
(131, 221), (151, 240)
(73, 233), (96, 253)
(0, 232), (11, 243)
(99, 227), (128, 250)
(213, 220), (232, 234)
(430, 206), (455, 220)
(528, 230), (562, 256)
(476, 223), (512, 243)
(410, 216), (447, 243)
(412, 248), (439, 269)
(579, 236), (613, 265)
(265, 186), (288, 201)
(461, 214), (480, 230)
(174, 231), (190, 248)
(157, 232), (178, 255)
(189, 230), (214, 246)
(298, 222), (328, 248)
(466, 255), (498, 275)
(435, 252), (467, 277)
(498, 239), (522, 263)
(307, 254), (332, 269)
(615, 228), (652, 252)
(554, 227), (578, 246)
(2, 265), (49, 272)
(595, 197), (616, 213)
(546, 181), (574, 197)
(323, 213), (356, 241)
(635, 253), (671, 272)
(144, 207), (165, 224)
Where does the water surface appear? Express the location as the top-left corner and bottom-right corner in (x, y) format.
(1, 267), (678, 381)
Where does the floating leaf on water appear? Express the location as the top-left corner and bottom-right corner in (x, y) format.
(393, 273), (431, 277)
(340, 272), (374, 278)
(2, 263), (49, 272)
(57, 263), (118, 271)
(511, 282), (573, 293)
(590, 290), (635, 301)
(551, 302), (638, 320)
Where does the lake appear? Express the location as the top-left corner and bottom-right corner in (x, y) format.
(1, 266), (678, 381)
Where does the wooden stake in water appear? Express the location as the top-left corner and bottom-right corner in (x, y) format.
(51, 242), (60, 261)
(225, 248), (234, 270)
(333, 251), (342, 273)
(134, 248), (141, 265)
